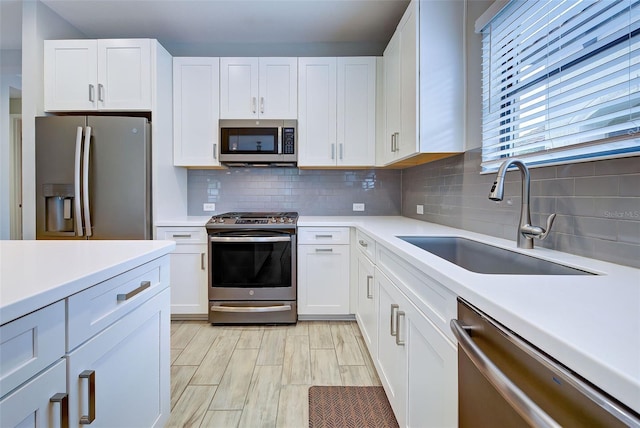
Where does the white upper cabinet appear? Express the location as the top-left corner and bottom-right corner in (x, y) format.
(378, 0), (464, 167)
(173, 57), (221, 167)
(298, 57), (376, 167)
(44, 39), (152, 111)
(219, 57), (297, 119)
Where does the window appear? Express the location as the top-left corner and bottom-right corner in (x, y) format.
(480, 0), (639, 172)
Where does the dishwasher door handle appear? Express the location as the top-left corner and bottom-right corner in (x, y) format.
(450, 319), (561, 428)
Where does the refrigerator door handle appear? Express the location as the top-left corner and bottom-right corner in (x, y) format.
(74, 126), (84, 236)
(82, 126), (93, 237)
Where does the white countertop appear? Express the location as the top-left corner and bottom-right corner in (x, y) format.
(0, 240), (176, 325)
(299, 216), (640, 414)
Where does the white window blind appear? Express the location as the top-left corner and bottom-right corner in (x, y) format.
(481, 0), (640, 172)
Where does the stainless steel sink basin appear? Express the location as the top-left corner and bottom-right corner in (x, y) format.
(397, 236), (594, 275)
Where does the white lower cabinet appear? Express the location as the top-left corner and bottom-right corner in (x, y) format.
(67, 288), (170, 428)
(156, 227), (208, 317)
(356, 251), (377, 353)
(376, 268), (457, 427)
(0, 360), (67, 428)
(297, 227), (350, 316)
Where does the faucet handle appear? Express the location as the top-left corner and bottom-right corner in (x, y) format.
(538, 213), (556, 240)
(521, 213), (556, 240)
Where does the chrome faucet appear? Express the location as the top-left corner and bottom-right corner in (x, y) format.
(489, 158), (556, 249)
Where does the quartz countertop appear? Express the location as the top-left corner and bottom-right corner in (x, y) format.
(0, 240), (176, 325)
(299, 216), (640, 414)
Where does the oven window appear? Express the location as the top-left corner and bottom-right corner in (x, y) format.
(221, 128), (278, 154)
(211, 241), (291, 287)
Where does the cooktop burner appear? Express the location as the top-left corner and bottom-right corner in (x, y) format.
(206, 211), (298, 229)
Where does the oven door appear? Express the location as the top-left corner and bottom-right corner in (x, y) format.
(208, 230), (296, 301)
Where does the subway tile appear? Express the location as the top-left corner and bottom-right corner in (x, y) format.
(591, 239), (640, 269)
(619, 175), (640, 196)
(594, 156), (640, 176)
(574, 176), (619, 197)
(556, 162), (594, 178)
(617, 220), (640, 245)
(573, 217), (617, 241)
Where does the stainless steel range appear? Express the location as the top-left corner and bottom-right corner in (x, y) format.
(206, 212), (298, 324)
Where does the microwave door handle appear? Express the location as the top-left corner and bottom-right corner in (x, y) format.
(82, 126), (93, 237)
(74, 126), (84, 236)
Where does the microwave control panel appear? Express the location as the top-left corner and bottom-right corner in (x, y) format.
(282, 128), (295, 154)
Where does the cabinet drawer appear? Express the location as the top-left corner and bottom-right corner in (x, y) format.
(298, 227), (350, 245)
(156, 226), (207, 244)
(67, 257), (169, 351)
(377, 245), (457, 342)
(0, 301), (65, 397)
(355, 229), (376, 262)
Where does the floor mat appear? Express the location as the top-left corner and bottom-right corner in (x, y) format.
(308, 386), (399, 428)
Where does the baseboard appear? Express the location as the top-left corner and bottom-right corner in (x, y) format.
(297, 314), (356, 321)
(171, 314), (209, 321)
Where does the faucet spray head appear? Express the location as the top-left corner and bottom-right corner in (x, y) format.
(489, 179), (504, 201)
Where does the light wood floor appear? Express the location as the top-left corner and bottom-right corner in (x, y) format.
(167, 320), (381, 428)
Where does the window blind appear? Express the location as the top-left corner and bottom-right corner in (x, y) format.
(480, 0), (640, 172)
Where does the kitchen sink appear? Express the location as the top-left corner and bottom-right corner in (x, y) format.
(397, 236), (595, 275)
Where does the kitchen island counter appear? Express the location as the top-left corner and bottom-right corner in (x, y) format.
(0, 240), (176, 325)
(299, 216), (640, 415)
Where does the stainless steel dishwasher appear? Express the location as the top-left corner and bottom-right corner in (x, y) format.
(451, 298), (640, 427)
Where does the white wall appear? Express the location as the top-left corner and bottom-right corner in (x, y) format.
(21, 0), (85, 239)
(0, 49), (22, 239)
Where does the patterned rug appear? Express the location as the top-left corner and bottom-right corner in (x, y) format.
(308, 386), (399, 428)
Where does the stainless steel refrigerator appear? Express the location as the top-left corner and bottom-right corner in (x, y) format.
(36, 116), (151, 240)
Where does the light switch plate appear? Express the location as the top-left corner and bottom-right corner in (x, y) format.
(353, 203), (365, 212)
(416, 204), (424, 215)
(203, 203), (216, 212)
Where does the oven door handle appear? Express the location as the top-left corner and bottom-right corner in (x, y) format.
(211, 304), (292, 313)
(451, 319), (561, 428)
(209, 236), (291, 243)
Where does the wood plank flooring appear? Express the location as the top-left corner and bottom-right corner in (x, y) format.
(168, 320), (380, 428)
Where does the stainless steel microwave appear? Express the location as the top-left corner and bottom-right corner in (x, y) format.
(219, 119), (297, 167)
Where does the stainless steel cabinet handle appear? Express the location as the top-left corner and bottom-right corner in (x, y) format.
(88, 84), (95, 102)
(450, 319), (560, 428)
(252, 97), (257, 114)
(172, 234), (192, 238)
(395, 311), (406, 346)
(315, 234), (333, 238)
(213, 143), (217, 159)
(390, 304), (399, 336)
(390, 133), (394, 152)
(50, 393), (69, 428)
(201, 253), (206, 270)
(366, 275), (373, 299)
(358, 239), (368, 247)
(339, 143), (343, 160)
(260, 97), (264, 114)
(98, 84), (104, 102)
(315, 248), (334, 253)
(331, 143), (336, 160)
(211, 304), (292, 313)
(79, 370), (96, 425)
(117, 281), (151, 301)
(394, 132), (400, 152)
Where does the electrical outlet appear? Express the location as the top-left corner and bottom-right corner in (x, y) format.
(203, 203), (216, 212)
(416, 204), (424, 215)
(353, 203), (365, 212)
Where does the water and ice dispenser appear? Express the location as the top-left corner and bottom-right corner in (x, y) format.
(43, 184), (75, 234)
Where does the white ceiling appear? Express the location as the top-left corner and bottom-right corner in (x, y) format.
(1, 0), (411, 56)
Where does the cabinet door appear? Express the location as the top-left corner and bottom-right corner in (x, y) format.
(169, 245), (208, 315)
(337, 57), (376, 166)
(97, 39), (151, 110)
(0, 360), (67, 428)
(297, 57), (337, 166)
(258, 58), (297, 119)
(173, 57), (221, 166)
(67, 289), (170, 428)
(44, 40), (98, 111)
(381, 32), (401, 165)
(376, 271), (407, 427)
(398, 1), (418, 159)
(356, 254), (377, 352)
(297, 244), (349, 315)
(406, 305), (458, 428)
(220, 57), (259, 119)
